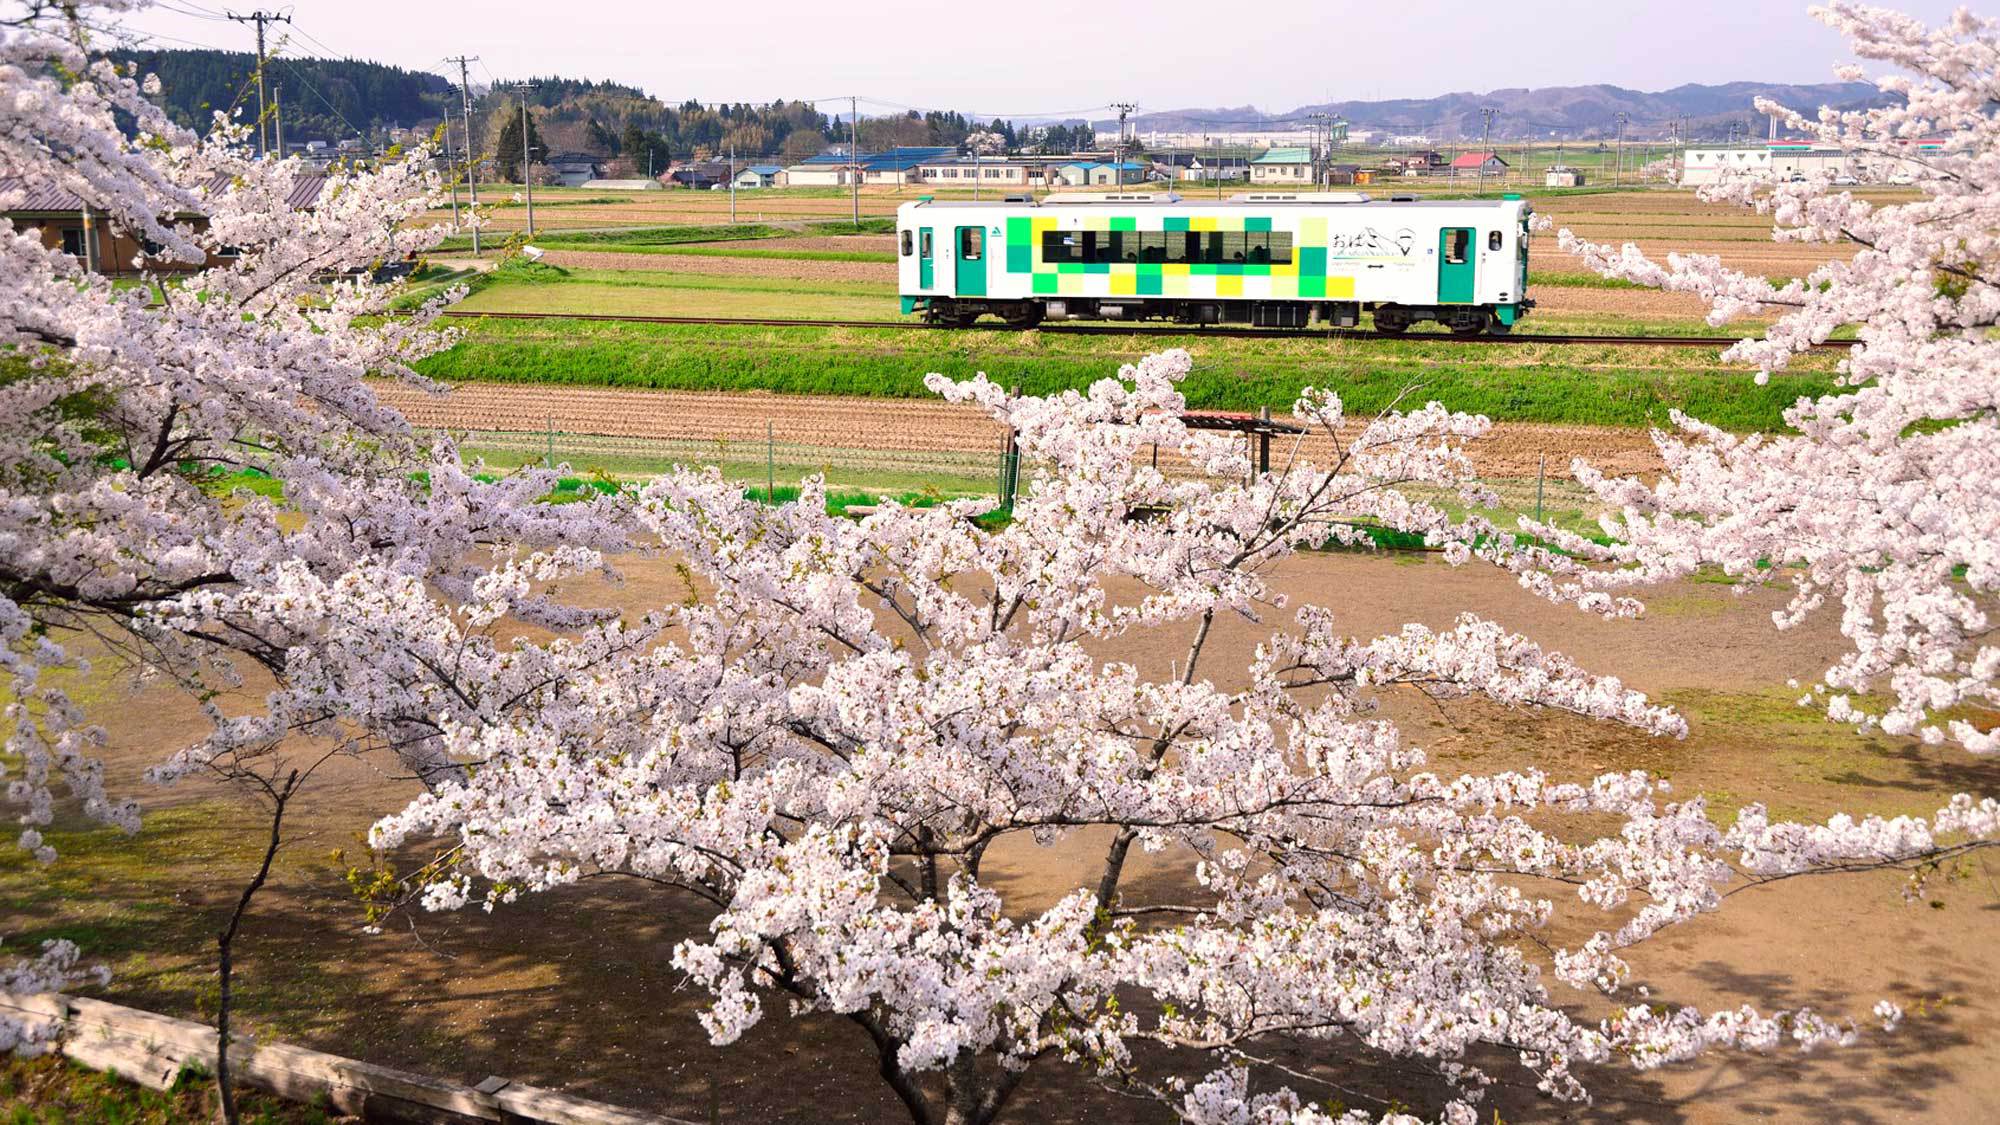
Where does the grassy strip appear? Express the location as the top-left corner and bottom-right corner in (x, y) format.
(1527, 269), (1653, 290)
(432, 217), (896, 255)
(568, 243), (895, 264)
(419, 318), (1838, 432)
(0, 1053), (333, 1124)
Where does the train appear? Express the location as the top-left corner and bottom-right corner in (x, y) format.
(895, 191), (1534, 335)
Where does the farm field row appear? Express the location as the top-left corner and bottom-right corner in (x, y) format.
(415, 316), (1838, 433)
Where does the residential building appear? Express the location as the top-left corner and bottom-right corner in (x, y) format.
(0, 175), (328, 276)
(1250, 147), (1313, 184)
(544, 152), (605, 187)
(1052, 161), (1152, 187)
(667, 160), (731, 188)
(733, 164), (784, 189)
(1148, 153), (1249, 182)
(1447, 151), (1509, 179)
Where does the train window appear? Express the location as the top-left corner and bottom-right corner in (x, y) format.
(1138, 232), (1168, 262)
(1268, 232), (1294, 264)
(960, 226), (982, 260)
(1444, 229), (1470, 264)
(1487, 230), (1502, 251)
(920, 230), (933, 258)
(900, 231), (913, 257)
(1041, 230), (1078, 263)
(1244, 232), (1271, 264)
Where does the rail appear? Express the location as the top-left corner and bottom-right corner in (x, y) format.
(437, 309), (1858, 351)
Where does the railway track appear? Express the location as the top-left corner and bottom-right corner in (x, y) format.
(438, 309), (1857, 350)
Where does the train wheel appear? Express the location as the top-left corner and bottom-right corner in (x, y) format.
(1449, 311), (1490, 337)
(950, 310), (982, 328)
(1001, 303), (1044, 329)
(1373, 308), (1410, 334)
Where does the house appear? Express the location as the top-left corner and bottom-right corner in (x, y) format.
(667, 160), (732, 188)
(1544, 165), (1586, 188)
(733, 164), (784, 189)
(1250, 147), (1312, 184)
(1393, 151), (1446, 174)
(0, 175), (328, 276)
(1325, 163), (1365, 186)
(543, 152), (605, 187)
(1149, 154), (1249, 182)
(1447, 151), (1509, 179)
(1052, 161), (1150, 187)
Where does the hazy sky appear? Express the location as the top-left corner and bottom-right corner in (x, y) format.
(122, 0), (1966, 119)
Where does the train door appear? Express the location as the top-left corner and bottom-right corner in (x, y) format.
(918, 227), (935, 289)
(955, 225), (987, 297)
(1437, 227), (1475, 303)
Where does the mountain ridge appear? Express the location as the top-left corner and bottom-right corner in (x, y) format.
(1105, 80), (1894, 140)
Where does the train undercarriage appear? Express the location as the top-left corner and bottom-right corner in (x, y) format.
(914, 298), (1521, 336)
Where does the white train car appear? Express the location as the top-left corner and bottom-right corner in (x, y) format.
(895, 191), (1533, 335)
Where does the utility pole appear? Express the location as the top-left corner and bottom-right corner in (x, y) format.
(1477, 106), (1496, 194)
(1213, 134), (1222, 200)
(1111, 102), (1136, 188)
(440, 90), (459, 230)
(1614, 112), (1630, 187)
(226, 9), (290, 157)
(1308, 111), (1329, 188)
(272, 83), (283, 156)
(728, 144), (736, 222)
(513, 83), (537, 235)
(447, 56), (482, 255)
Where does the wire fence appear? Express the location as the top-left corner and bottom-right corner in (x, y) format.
(440, 419), (1605, 536)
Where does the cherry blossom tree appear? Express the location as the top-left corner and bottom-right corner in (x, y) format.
(359, 351), (1997, 1125)
(0, 0), (624, 1108)
(1549, 1), (2000, 753)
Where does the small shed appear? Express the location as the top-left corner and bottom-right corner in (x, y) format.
(1544, 165), (1586, 188)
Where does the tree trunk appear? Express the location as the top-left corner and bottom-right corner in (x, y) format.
(215, 771), (296, 1124)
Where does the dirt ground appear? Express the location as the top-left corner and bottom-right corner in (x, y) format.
(14, 547), (1997, 1124)
(373, 379), (1669, 481)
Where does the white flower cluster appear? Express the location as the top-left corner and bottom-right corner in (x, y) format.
(1544, 1), (2000, 753)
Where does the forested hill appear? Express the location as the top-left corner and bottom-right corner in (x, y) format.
(108, 48), (455, 142)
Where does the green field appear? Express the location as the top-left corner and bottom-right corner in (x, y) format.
(421, 315), (1835, 432)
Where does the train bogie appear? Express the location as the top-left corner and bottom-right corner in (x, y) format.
(896, 191), (1533, 334)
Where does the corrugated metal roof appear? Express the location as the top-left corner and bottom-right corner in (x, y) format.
(1, 174), (330, 215)
(1253, 147), (1310, 163)
(744, 164), (783, 175)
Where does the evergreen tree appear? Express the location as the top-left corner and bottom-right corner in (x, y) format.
(494, 102), (544, 183)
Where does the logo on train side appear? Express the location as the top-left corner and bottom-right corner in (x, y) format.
(1326, 227), (1418, 258)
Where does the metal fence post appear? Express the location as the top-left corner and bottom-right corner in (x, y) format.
(1535, 453), (1546, 524)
